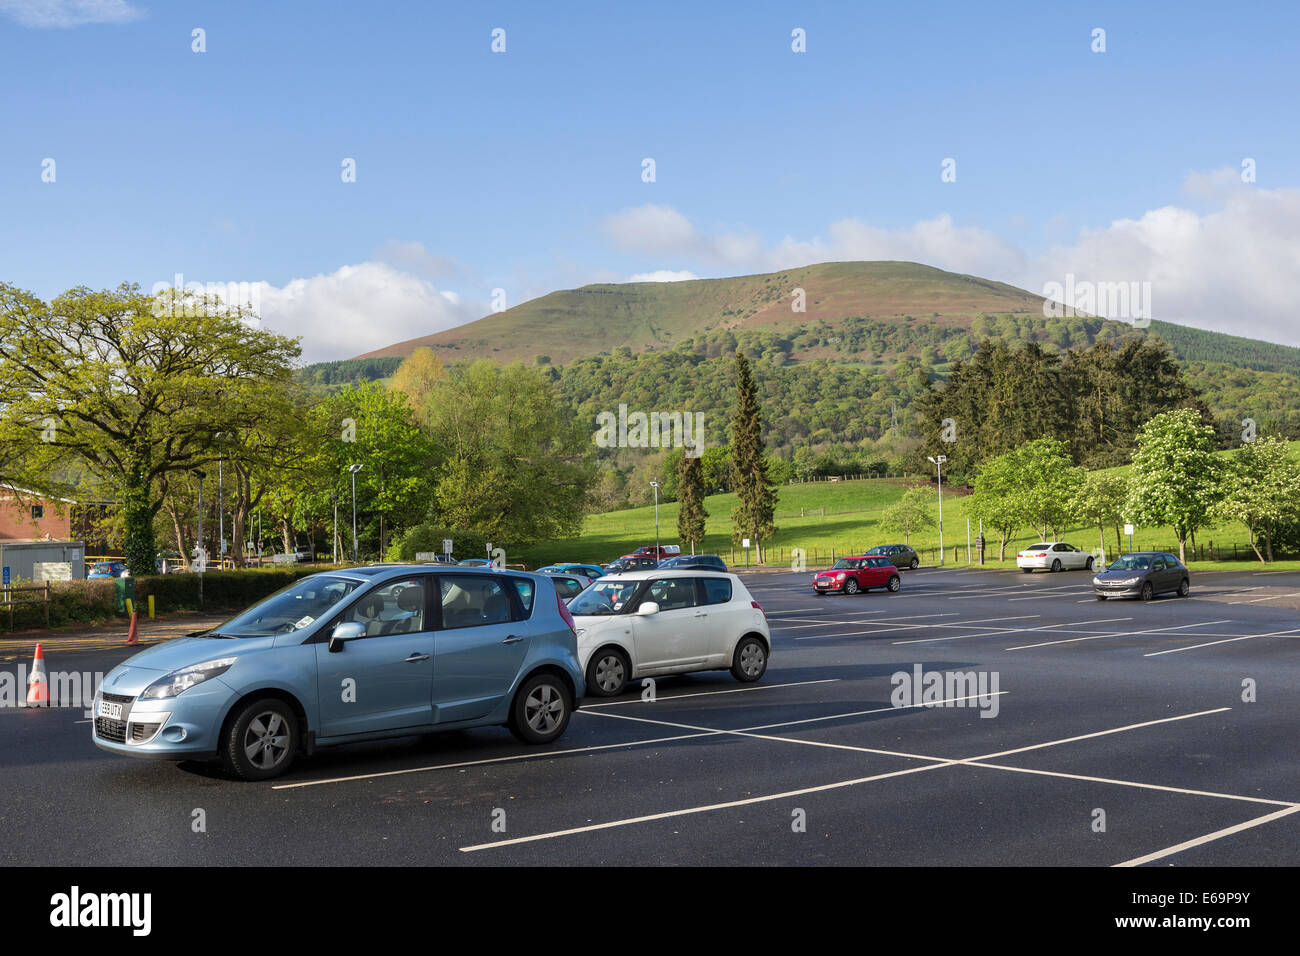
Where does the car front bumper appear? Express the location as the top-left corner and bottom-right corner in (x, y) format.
(91, 678), (234, 760)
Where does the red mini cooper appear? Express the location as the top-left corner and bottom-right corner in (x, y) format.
(813, 556), (902, 595)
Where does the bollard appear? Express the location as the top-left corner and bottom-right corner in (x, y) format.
(148, 594), (155, 619)
(124, 597), (134, 618)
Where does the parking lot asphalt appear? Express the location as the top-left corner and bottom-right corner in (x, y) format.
(1, 564), (1296, 866)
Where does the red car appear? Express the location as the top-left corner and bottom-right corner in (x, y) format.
(813, 556), (901, 595)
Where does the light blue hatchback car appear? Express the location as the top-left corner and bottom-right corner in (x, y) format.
(92, 565), (586, 780)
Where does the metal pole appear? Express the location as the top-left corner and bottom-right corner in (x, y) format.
(653, 483), (660, 557)
(218, 459), (224, 565)
(195, 474), (204, 607)
(937, 460), (944, 566)
(351, 471), (358, 562)
(967, 517), (971, 564)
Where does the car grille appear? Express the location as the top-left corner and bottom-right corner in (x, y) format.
(131, 722), (161, 743)
(95, 717), (127, 742)
(95, 692), (134, 742)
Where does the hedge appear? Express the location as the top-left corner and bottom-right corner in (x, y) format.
(2, 567), (328, 632)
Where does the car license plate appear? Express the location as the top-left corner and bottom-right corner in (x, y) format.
(96, 699), (123, 720)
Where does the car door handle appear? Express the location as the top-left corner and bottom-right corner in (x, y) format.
(403, 653), (430, 663)
(501, 635), (524, 644)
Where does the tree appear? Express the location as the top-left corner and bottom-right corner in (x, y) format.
(968, 451), (1026, 561)
(0, 282), (300, 575)
(879, 486), (936, 544)
(1212, 436), (1300, 563)
(1068, 471), (1128, 559)
(729, 353), (778, 562)
(411, 361), (594, 547)
(1125, 408), (1223, 564)
(676, 451), (709, 553)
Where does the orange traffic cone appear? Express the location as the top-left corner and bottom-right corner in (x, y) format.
(26, 643), (49, 705)
(125, 611), (138, 646)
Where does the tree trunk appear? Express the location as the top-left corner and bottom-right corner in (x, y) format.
(1177, 537), (1186, 564)
(1249, 527), (1266, 565)
(281, 517), (294, 555)
(121, 452), (158, 577)
(998, 534), (1007, 561)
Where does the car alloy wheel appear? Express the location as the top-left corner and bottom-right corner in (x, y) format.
(908, 557), (919, 570)
(887, 576), (901, 592)
(731, 637), (767, 682)
(510, 673), (572, 744)
(1141, 582), (1154, 602)
(587, 649), (629, 697)
(1178, 578), (1190, 597)
(222, 697), (297, 781)
(1051, 559), (1062, 572)
(844, 578), (860, 595)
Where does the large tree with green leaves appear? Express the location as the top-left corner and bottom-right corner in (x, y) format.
(675, 451), (709, 553)
(729, 352), (778, 562)
(404, 360), (594, 548)
(1124, 408), (1223, 564)
(1212, 436), (1300, 563)
(879, 485), (936, 544)
(0, 283), (300, 575)
(1068, 470), (1128, 558)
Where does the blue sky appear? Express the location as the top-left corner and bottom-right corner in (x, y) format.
(3, 0), (1299, 360)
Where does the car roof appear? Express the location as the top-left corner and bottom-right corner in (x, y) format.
(597, 568), (734, 580)
(324, 564), (533, 584)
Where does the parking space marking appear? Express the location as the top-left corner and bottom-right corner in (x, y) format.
(458, 706), (1253, 853)
(1005, 619), (1229, 651)
(1113, 806), (1300, 867)
(1143, 627), (1300, 657)
(1227, 591), (1300, 605)
(459, 761), (959, 853)
(581, 679), (839, 709)
(891, 616), (1122, 645)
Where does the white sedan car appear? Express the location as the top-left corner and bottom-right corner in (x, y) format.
(1016, 541), (1096, 573)
(568, 570), (771, 698)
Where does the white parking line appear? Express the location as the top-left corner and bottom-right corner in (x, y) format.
(458, 706), (1250, 853)
(1143, 627), (1300, 657)
(1005, 620), (1228, 651)
(582, 679), (839, 708)
(1227, 591), (1300, 605)
(1113, 806), (1300, 867)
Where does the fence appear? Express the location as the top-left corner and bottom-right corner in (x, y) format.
(1, 584), (51, 630)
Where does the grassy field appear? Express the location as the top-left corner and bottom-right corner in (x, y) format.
(520, 471), (1300, 572)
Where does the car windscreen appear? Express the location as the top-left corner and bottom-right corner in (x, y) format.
(1107, 555), (1152, 571)
(569, 579), (642, 616)
(831, 559), (854, 570)
(211, 575), (365, 637)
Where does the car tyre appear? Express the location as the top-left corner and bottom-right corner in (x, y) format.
(908, 557), (919, 570)
(221, 697), (298, 781)
(1085, 557), (1094, 571)
(887, 575), (901, 593)
(731, 636), (768, 683)
(1051, 559), (1062, 572)
(1140, 582), (1154, 602)
(586, 648), (630, 698)
(844, 578), (860, 595)
(509, 672), (572, 745)
(1095, 594), (1106, 601)
(1178, 578), (1190, 598)
(1021, 568), (1033, 574)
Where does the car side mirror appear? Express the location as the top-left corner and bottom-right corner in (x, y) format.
(328, 621), (366, 653)
(636, 601), (660, 616)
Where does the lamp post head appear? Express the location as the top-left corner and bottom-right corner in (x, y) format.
(348, 464), (363, 475)
(927, 455), (947, 465)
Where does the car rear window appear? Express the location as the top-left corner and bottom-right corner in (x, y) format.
(700, 577), (732, 605)
(510, 578), (535, 614)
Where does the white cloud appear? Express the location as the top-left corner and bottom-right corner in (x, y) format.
(602, 205), (698, 255)
(373, 239), (464, 280)
(0, 0), (143, 28)
(247, 262), (483, 364)
(627, 269), (697, 283)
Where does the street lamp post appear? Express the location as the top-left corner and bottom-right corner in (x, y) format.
(348, 464), (363, 562)
(928, 455), (947, 566)
(649, 480), (660, 557)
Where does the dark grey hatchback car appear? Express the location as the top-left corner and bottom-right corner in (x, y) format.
(1093, 552), (1190, 601)
(866, 544), (920, 570)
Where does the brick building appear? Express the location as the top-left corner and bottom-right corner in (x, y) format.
(0, 486), (75, 541)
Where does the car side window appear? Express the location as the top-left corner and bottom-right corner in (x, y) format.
(510, 578), (535, 615)
(645, 577), (696, 611)
(439, 575), (512, 629)
(341, 578), (427, 637)
(1151, 558), (1166, 571)
(552, 577), (584, 600)
(700, 577), (732, 605)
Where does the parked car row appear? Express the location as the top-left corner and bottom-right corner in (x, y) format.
(93, 563), (770, 780)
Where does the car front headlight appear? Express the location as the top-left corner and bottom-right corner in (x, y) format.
(139, 657), (238, 700)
